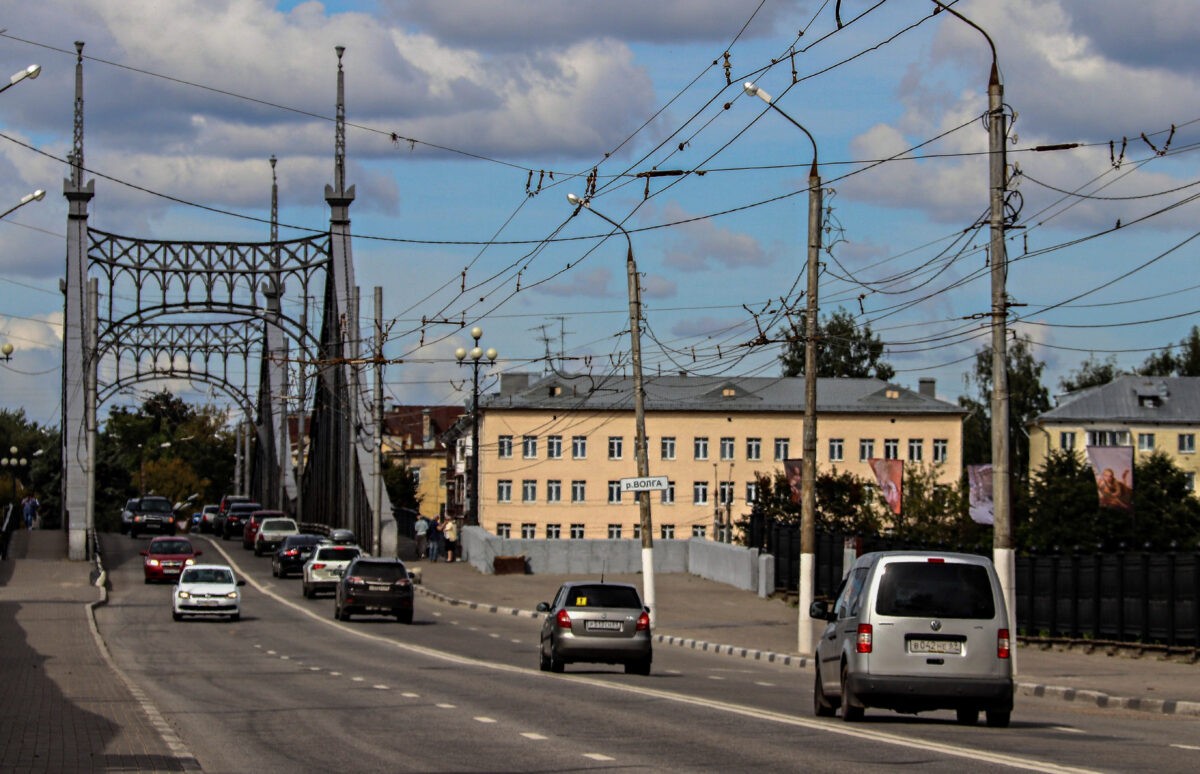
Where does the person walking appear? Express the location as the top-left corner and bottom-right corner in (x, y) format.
(22, 493), (39, 531)
(443, 516), (459, 562)
(413, 515), (429, 561)
(428, 516), (443, 562)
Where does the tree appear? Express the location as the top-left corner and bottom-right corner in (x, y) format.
(890, 464), (987, 548)
(1059, 353), (1122, 393)
(383, 461), (421, 511)
(737, 469), (880, 543)
(1141, 325), (1200, 377)
(780, 307), (895, 380)
(0, 409), (59, 523)
(964, 336), (1051, 482)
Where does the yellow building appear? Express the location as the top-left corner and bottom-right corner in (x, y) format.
(381, 405), (464, 517)
(468, 373), (965, 540)
(1027, 376), (1200, 491)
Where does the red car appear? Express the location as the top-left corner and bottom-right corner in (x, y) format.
(242, 509), (286, 550)
(141, 536), (202, 584)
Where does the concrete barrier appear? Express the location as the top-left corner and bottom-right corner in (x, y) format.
(687, 538), (759, 592)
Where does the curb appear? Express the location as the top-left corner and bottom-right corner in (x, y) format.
(418, 583), (1200, 717)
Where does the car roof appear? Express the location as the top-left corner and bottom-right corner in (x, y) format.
(181, 564), (235, 574)
(284, 533), (323, 543)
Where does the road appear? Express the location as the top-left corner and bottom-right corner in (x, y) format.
(94, 533), (1199, 773)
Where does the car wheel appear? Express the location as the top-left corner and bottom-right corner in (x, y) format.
(624, 657), (651, 676)
(172, 611), (183, 622)
(549, 650), (565, 673)
(840, 665), (864, 722)
(222, 531), (230, 541)
(337, 603), (351, 621)
(144, 576), (152, 585)
(985, 710), (1011, 728)
(271, 563), (278, 577)
(956, 708), (980, 725)
(254, 544), (263, 556)
(397, 610), (413, 624)
(303, 584), (313, 599)
(130, 530), (139, 539)
(539, 647), (552, 672)
(814, 670), (837, 717)
(229, 612), (240, 622)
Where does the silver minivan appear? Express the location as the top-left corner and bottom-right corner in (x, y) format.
(810, 551), (1013, 726)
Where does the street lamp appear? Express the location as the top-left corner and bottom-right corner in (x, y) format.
(0, 189), (46, 221)
(455, 327), (497, 527)
(2, 446), (29, 505)
(743, 80), (822, 655)
(1, 343), (13, 362)
(0, 63), (40, 95)
(566, 192), (657, 626)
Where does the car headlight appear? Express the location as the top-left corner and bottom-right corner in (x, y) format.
(184, 558), (196, 566)
(177, 590), (191, 599)
(225, 591), (238, 599)
(146, 558), (161, 567)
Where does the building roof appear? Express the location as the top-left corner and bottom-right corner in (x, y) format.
(1036, 376), (1200, 425)
(480, 373), (964, 416)
(381, 405), (464, 450)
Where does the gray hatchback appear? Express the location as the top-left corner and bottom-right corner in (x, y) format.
(537, 582), (652, 675)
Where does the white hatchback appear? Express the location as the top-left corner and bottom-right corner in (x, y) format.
(302, 544), (362, 598)
(172, 564), (244, 622)
(254, 517), (299, 556)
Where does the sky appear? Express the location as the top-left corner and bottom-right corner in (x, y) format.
(1, 0), (1198, 429)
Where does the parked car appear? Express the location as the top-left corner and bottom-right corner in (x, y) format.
(302, 544), (361, 598)
(242, 509), (285, 550)
(271, 534), (324, 578)
(172, 564), (244, 622)
(537, 582), (652, 675)
(128, 496), (177, 538)
(119, 498), (139, 535)
(255, 517), (299, 556)
(141, 536), (202, 583)
(197, 504), (220, 534)
(810, 551), (1013, 726)
(334, 556), (414, 623)
(219, 502), (262, 541)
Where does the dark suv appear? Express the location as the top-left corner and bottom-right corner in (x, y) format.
(220, 502), (262, 541)
(334, 557), (414, 623)
(128, 496), (176, 538)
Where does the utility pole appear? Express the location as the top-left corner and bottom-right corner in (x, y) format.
(372, 286), (384, 556)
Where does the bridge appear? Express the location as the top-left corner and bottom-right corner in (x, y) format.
(60, 43), (393, 560)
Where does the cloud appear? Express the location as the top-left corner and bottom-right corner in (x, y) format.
(534, 266), (613, 298)
(658, 202), (774, 271)
(640, 273), (677, 300)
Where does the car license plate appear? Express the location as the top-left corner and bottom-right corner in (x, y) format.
(909, 639), (962, 655)
(368, 584), (390, 591)
(585, 620), (623, 632)
(332, 569), (345, 577)
(164, 569), (180, 575)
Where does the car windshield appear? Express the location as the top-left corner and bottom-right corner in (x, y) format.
(286, 536), (322, 548)
(316, 547), (360, 561)
(151, 540), (193, 554)
(351, 562), (407, 581)
(563, 585), (643, 609)
(182, 568), (233, 584)
(139, 499), (173, 513)
(229, 504), (262, 515)
(875, 561), (996, 620)
(262, 519), (297, 531)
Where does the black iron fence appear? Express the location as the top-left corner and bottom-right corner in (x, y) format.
(749, 517), (1200, 650)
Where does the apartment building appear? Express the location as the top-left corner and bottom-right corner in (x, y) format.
(455, 372), (964, 540)
(381, 405), (463, 517)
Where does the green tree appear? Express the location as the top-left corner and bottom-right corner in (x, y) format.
(737, 469), (880, 543)
(0, 409), (59, 523)
(1021, 449), (1096, 550)
(963, 336), (1051, 482)
(890, 464), (987, 547)
(1141, 325), (1200, 377)
(780, 307), (894, 380)
(383, 461), (421, 511)
(1059, 353), (1122, 393)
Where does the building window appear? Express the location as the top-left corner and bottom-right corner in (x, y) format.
(660, 481), (675, 504)
(719, 481), (734, 505)
(933, 438), (948, 463)
(571, 480), (586, 502)
(572, 435), (587, 459)
(883, 438), (899, 460)
(607, 524), (622, 539)
(496, 523), (511, 539)
(859, 439), (874, 461)
(908, 439), (923, 462)
(521, 480), (537, 502)
(693, 481), (708, 505)
(521, 523), (536, 539)
(720, 437), (735, 460)
(1060, 431), (1075, 451)
(608, 481), (622, 503)
(1088, 430), (1131, 447)
(661, 524), (676, 539)
(746, 437), (762, 461)
(661, 436), (676, 460)
(546, 480), (562, 502)
(497, 480), (512, 503)
(692, 525), (707, 538)
(412, 467), (422, 486)
(547, 435), (563, 459)
(1180, 434), (1196, 454)
(828, 438), (844, 462)
(522, 435), (537, 458)
(745, 481), (758, 503)
(774, 438), (790, 461)
(570, 524), (585, 540)
(1185, 472), (1196, 492)
(1138, 433), (1155, 452)
(546, 524), (561, 539)
(633, 523), (641, 539)
(498, 435), (513, 458)
(608, 436), (624, 460)
(694, 436), (709, 460)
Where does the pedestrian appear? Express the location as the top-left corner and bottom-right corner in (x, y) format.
(0, 504), (16, 560)
(413, 515), (429, 561)
(428, 516), (443, 562)
(443, 516), (459, 562)
(22, 493), (39, 531)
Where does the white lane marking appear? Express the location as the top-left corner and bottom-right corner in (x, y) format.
(755, 682), (776, 687)
(510, 639), (522, 644)
(266, 650), (277, 655)
(474, 716), (497, 724)
(1052, 726), (1085, 734)
(708, 675), (725, 681)
(373, 684), (389, 690)
(437, 703), (456, 709)
(254, 644), (262, 649)
(329, 671), (341, 677)
(665, 669), (682, 675)
(521, 732), (547, 740)
(489, 633), (500, 639)
(1170, 744), (1200, 751)
(308, 667), (321, 672)
(402, 692), (420, 698)
(280, 655), (290, 660)
(583, 753), (614, 761)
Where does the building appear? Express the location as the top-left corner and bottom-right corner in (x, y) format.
(454, 372), (965, 540)
(381, 405), (463, 517)
(1028, 375), (1200, 491)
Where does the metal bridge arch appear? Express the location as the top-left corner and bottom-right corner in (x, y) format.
(61, 43), (391, 560)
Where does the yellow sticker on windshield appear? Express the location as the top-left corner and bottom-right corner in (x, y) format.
(575, 596), (588, 606)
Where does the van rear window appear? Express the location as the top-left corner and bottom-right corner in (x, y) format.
(875, 562), (995, 619)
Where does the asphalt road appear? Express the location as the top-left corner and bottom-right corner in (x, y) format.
(94, 533), (1200, 773)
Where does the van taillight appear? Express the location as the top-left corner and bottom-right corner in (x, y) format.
(997, 628), (1011, 659)
(556, 609), (572, 629)
(856, 624), (873, 653)
(636, 611), (650, 631)
(927, 557), (945, 563)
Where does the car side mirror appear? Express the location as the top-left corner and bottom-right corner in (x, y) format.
(139, 550), (148, 556)
(236, 580), (246, 587)
(809, 599), (835, 621)
(536, 602), (550, 613)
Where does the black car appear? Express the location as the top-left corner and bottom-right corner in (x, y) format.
(128, 496), (177, 538)
(334, 557), (414, 623)
(220, 502), (262, 540)
(271, 534), (324, 578)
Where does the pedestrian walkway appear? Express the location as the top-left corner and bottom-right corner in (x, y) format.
(411, 557), (1200, 718)
(0, 529), (195, 772)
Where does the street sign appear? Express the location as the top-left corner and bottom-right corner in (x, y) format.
(620, 476), (669, 493)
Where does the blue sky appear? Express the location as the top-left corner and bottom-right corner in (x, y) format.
(1, 0), (1198, 427)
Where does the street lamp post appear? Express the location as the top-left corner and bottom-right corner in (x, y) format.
(743, 80), (822, 655)
(1, 343), (13, 362)
(455, 328), (497, 527)
(566, 192), (657, 626)
(1, 447), (28, 506)
(0, 189), (45, 221)
(0, 63), (40, 96)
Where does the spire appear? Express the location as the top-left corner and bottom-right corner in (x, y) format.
(270, 155), (279, 245)
(334, 45), (346, 195)
(71, 41), (84, 188)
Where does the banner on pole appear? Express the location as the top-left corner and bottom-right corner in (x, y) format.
(967, 464), (994, 525)
(1087, 445), (1134, 511)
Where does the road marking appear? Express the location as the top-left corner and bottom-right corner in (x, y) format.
(708, 675), (726, 681)
(489, 633), (500, 639)
(1170, 744), (1200, 751)
(266, 650), (277, 655)
(474, 716), (497, 723)
(521, 732), (547, 740)
(329, 671), (341, 676)
(510, 639), (522, 644)
(437, 703), (456, 709)
(402, 692), (420, 698)
(373, 684), (389, 690)
(755, 681), (776, 687)
(280, 655), (290, 660)
(1052, 726), (1085, 734)
(583, 753), (614, 761)
(352, 676), (364, 682)
(308, 667), (321, 671)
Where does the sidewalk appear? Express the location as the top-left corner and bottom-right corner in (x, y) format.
(411, 556), (1200, 718)
(0, 529), (196, 772)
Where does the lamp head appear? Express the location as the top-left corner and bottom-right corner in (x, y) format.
(1, 342), (13, 358)
(470, 346), (483, 361)
(566, 193), (586, 207)
(485, 348), (498, 362)
(471, 326), (483, 341)
(25, 64), (40, 80)
(454, 347), (467, 362)
(743, 81), (772, 104)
